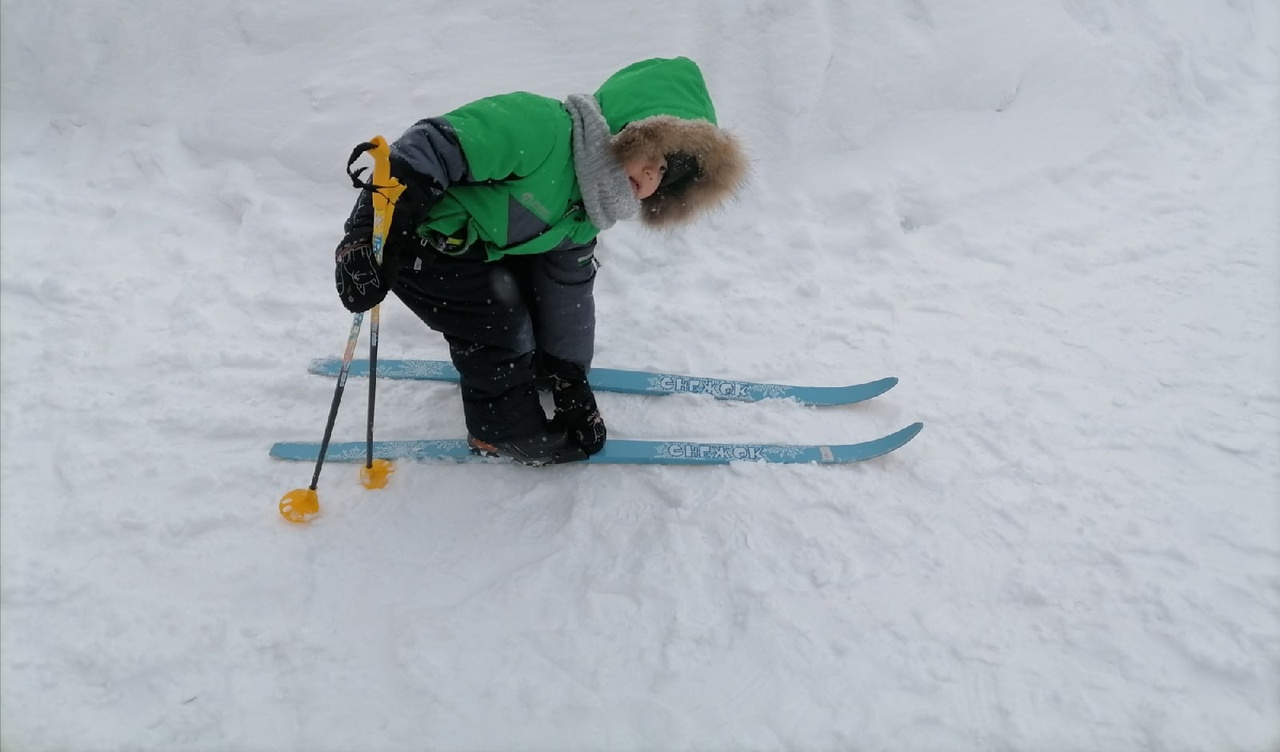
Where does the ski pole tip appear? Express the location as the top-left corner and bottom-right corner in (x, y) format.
(279, 488), (320, 523)
(359, 459), (395, 490)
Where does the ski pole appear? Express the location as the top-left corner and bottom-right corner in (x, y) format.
(360, 294), (391, 490)
(280, 136), (403, 523)
(358, 136), (403, 489)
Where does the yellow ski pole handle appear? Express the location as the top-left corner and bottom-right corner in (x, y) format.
(362, 135), (406, 263)
(341, 135), (408, 259)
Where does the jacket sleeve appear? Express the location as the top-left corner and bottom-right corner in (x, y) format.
(390, 117), (473, 189)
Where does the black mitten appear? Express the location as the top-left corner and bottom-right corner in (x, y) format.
(550, 378), (607, 455)
(334, 224), (400, 313)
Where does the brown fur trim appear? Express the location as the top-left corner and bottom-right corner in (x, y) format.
(610, 116), (748, 228)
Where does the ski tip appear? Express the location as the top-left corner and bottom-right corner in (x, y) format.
(851, 421), (923, 462)
(875, 376), (906, 393)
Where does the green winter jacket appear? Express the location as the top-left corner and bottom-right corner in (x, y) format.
(392, 57), (719, 262)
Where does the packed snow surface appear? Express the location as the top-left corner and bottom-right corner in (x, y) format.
(2, 1), (1277, 750)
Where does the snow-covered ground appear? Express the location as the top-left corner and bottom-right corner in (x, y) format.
(2, 1), (1278, 749)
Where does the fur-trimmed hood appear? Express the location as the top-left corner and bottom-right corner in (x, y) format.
(595, 58), (748, 228)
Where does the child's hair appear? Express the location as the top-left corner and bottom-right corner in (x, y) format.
(660, 151), (699, 193)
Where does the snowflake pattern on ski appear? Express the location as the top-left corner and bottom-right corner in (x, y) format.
(650, 441), (812, 462)
(643, 375), (792, 401)
(309, 359), (898, 407)
(270, 424), (923, 466)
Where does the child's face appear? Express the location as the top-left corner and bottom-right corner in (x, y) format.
(623, 155), (667, 200)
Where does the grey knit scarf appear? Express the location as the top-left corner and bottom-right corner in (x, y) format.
(564, 93), (639, 230)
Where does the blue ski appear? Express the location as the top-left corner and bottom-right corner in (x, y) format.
(307, 358), (896, 406)
(269, 423), (923, 466)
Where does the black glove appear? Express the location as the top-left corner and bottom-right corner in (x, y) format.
(334, 223), (400, 313)
(550, 378), (607, 455)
